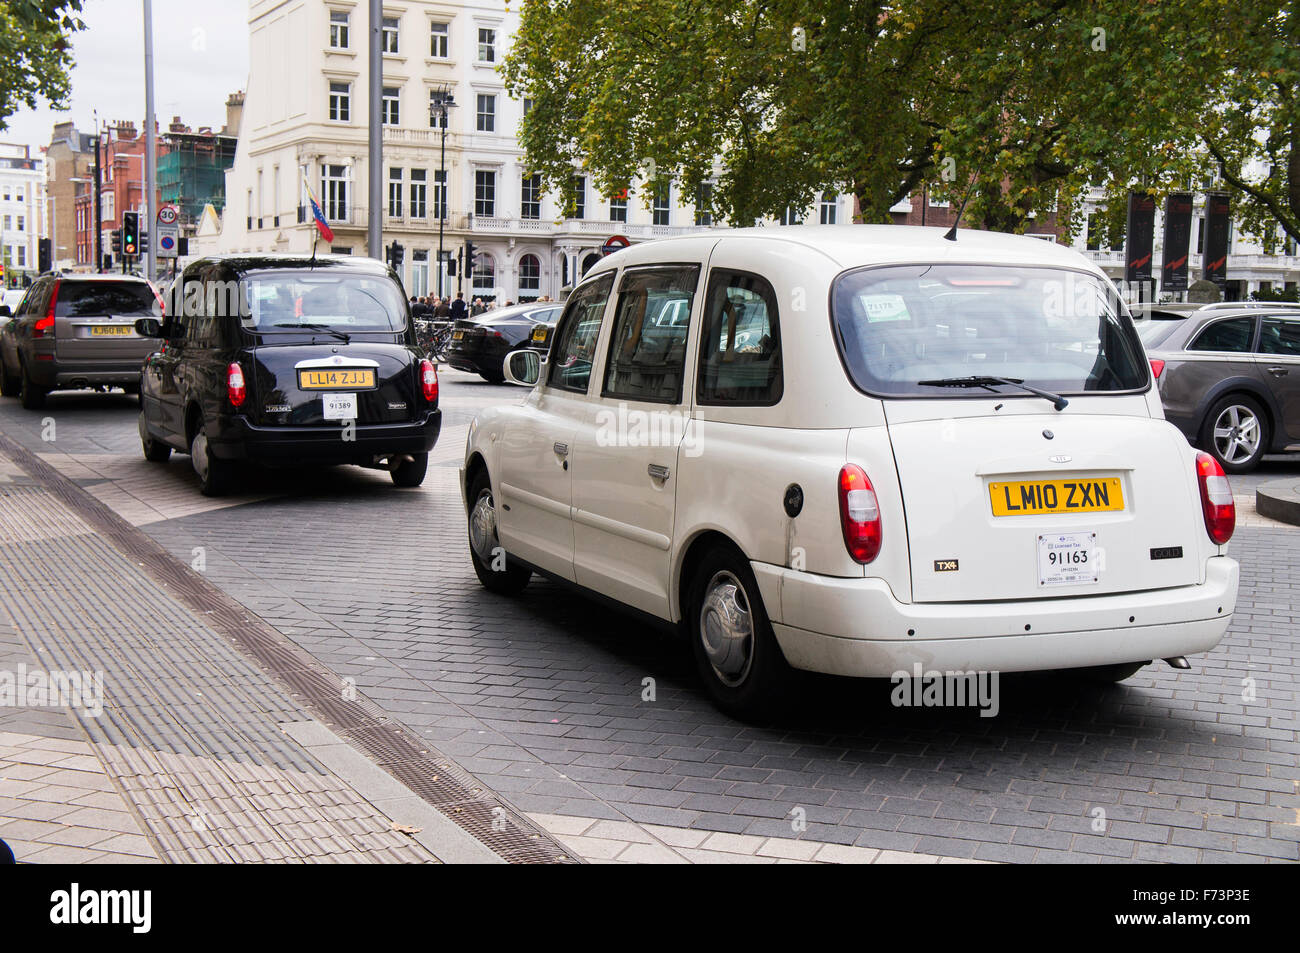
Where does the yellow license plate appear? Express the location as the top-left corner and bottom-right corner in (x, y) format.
(452, 330), (464, 340)
(298, 368), (376, 390)
(989, 477), (1124, 517)
(90, 325), (133, 337)
(531, 326), (548, 342)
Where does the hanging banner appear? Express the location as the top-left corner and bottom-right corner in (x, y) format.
(1160, 192), (1193, 292)
(1124, 191), (1156, 284)
(1203, 193), (1231, 287)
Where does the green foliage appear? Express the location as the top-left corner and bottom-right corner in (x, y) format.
(0, 1), (85, 132)
(505, 0), (1298, 242)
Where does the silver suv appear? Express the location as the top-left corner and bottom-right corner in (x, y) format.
(0, 274), (160, 409)
(1139, 301), (1300, 472)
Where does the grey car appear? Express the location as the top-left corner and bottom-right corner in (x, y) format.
(1139, 301), (1300, 472)
(0, 273), (161, 409)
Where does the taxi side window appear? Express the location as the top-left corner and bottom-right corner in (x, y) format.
(697, 270), (783, 406)
(1189, 317), (1255, 353)
(548, 274), (613, 394)
(602, 265), (700, 404)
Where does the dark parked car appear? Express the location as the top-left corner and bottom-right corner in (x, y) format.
(445, 301), (561, 383)
(0, 273), (160, 408)
(136, 254), (441, 495)
(1141, 302), (1300, 472)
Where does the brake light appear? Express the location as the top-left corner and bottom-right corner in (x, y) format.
(227, 362), (246, 408)
(34, 279), (59, 337)
(1195, 451), (1234, 545)
(1149, 359), (1165, 379)
(419, 358), (438, 403)
(838, 464), (883, 563)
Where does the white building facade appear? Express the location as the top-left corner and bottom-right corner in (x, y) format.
(0, 143), (46, 287)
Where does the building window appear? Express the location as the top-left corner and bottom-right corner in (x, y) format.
(388, 168), (403, 218)
(695, 183), (713, 227)
(519, 254), (540, 291)
(779, 206), (801, 226)
(429, 90), (450, 128)
(521, 174), (541, 220)
(653, 182), (671, 226)
(609, 190), (628, 222)
(15, 215), (24, 232)
(474, 170), (496, 217)
(476, 94), (496, 132)
(477, 27), (496, 63)
(329, 81), (351, 122)
(819, 192), (836, 224)
(410, 169), (427, 219)
(568, 175), (586, 219)
(430, 22), (449, 58)
(432, 170), (447, 220)
(382, 86), (400, 125)
(473, 253), (496, 293)
(382, 16), (399, 53)
(321, 163), (348, 221)
(16, 246), (26, 267)
(523, 98), (534, 118)
(329, 10), (349, 49)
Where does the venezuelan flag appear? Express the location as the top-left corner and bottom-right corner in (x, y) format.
(304, 177), (335, 244)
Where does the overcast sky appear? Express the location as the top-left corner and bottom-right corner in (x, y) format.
(1, 0), (250, 151)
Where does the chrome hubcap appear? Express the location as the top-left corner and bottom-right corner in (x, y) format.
(469, 487), (498, 561)
(191, 432), (209, 481)
(699, 570), (754, 687)
(1213, 405), (1261, 465)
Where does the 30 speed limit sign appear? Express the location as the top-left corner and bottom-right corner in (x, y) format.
(158, 205), (179, 225)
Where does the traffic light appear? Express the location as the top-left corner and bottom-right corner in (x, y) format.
(387, 241), (404, 269)
(38, 238), (52, 274)
(111, 230), (122, 255)
(121, 211), (139, 257)
(464, 240), (476, 277)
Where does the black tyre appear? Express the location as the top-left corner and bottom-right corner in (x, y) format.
(139, 413), (171, 463)
(687, 544), (792, 719)
(1199, 394), (1268, 474)
(0, 355), (18, 397)
(466, 469), (531, 594)
(1075, 661), (1149, 683)
(190, 425), (237, 496)
(19, 361), (45, 410)
(480, 370), (506, 385)
(390, 451), (428, 487)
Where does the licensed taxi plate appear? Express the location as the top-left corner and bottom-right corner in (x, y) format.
(298, 368), (376, 390)
(452, 330), (464, 340)
(89, 325), (133, 337)
(989, 477), (1124, 517)
(531, 326), (549, 343)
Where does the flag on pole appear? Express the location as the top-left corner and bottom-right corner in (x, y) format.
(303, 174), (335, 244)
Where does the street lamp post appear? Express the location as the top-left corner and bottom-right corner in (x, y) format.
(429, 91), (455, 299)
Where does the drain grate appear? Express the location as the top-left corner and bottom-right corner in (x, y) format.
(0, 433), (576, 864)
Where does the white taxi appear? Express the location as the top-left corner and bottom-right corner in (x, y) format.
(459, 226), (1239, 717)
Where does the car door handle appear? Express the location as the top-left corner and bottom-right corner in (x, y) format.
(647, 464), (671, 481)
(553, 441), (569, 456)
(1267, 366), (1289, 377)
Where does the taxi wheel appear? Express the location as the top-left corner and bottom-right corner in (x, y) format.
(139, 414), (171, 463)
(687, 544), (791, 719)
(467, 469), (531, 594)
(190, 427), (237, 497)
(1076, 661), (1149, 683)
(390, 452), (428, 487)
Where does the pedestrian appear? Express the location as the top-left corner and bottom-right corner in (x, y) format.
(449, 292), (468, 321)
(470, 297), (485, 316)
(434, 296), (450, 318)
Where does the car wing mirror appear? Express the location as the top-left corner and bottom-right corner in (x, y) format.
(0, 305), (10, 318)
(134, 317), (164, 338)
(503, 348), (542, 387)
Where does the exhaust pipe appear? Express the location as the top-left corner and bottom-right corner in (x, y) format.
(1163, 656), (1191, 670)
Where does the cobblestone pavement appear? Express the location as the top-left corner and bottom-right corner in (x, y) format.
(1, 372), (1297, 863)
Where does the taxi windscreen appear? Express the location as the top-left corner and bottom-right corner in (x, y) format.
(830, 264), (1149, 396)
(243, 271), (407, 332)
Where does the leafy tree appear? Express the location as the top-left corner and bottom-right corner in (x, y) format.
(0, 1), (86, 132)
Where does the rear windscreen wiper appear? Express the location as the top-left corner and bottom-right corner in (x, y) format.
(916, 375), (1069, 411)
(263, 323), (351, 343)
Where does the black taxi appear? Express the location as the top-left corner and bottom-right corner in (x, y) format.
(136, 254), (440, 495)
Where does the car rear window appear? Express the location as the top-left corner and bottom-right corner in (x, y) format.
(242, 271), (406, 332)
(55, 281), (159, 318)
(1135, 318), (1184, 349)
(830, 264), (1149, 396)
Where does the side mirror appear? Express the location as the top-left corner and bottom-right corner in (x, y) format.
(134, 317), (163, 338)
(503, 349), (541, 387)
(0, 306), (10, 318)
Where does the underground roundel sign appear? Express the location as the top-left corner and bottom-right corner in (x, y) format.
(601, 235), (631, 256)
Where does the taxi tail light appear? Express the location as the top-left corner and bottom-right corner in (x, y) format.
(34, 279), (59, 337)
(839, 464), (882, 564)
(419, 358), (439, 404)
(1195, 451), (1234, 545)
(1149, 359), (1165, 379)
(227, 362), (247, 408)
